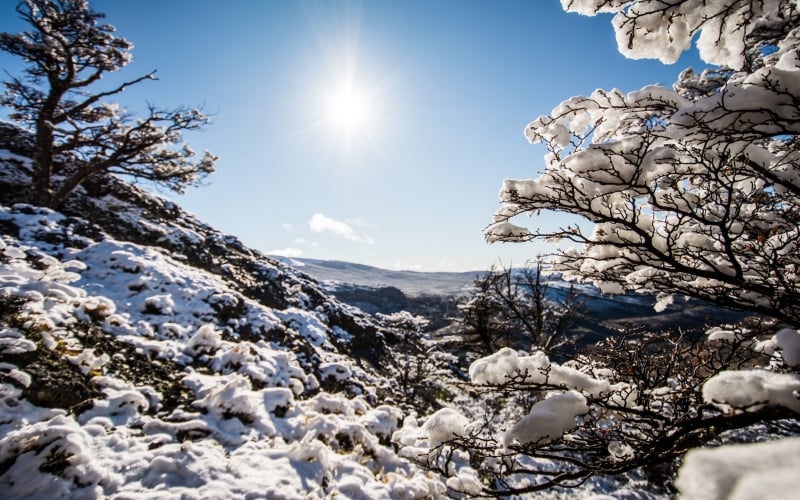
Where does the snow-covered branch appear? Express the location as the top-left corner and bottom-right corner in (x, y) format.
(487, 0), (800, 326)
(399, 323), (800, 495)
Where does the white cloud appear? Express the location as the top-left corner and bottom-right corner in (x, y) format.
(308, 213), (374, 245)
(267, 247), (304, 257)
(345, 217), (375, 229)
(280, 223), (294, 232)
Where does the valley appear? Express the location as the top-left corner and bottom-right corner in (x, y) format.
(281, 256), (748, 345)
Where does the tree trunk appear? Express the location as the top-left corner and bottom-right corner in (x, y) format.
(32, 117), (54, 208)
(32, 86), (62, 208)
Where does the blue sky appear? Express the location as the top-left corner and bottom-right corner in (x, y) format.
(0, 0), (703, 271)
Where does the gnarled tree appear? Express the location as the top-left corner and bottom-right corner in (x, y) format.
(0, 0), (217, 209)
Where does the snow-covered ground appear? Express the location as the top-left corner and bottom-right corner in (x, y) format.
(0, 203), (444, 498)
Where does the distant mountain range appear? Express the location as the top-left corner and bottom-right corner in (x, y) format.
(273, 257), (482, 297)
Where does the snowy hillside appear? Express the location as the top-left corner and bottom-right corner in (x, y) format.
(0, 125), (447, 497)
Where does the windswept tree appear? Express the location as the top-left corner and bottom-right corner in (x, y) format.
(0, 0), (217, 209)
(485, 0), (800, 326)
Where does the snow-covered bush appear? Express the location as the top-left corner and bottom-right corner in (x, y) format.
(435, 0), (800, 495)
(378, 310), (455, 413)
(402, 325), (799, 495)
(185, 324), (222, 355)
(142, 294), (176, 316)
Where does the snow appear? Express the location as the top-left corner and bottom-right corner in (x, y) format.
(1, 184), (794, 498)
(445, 469), (484, 497)
(702, 369), (800, 413)
(776, 328), (800, 367)
(0, 203), (444, 498)
(421, 407), (470, 446)
(469, 347), (624, 398)
(66, 348), (111, 375)
(0, 328), (36, 355)
(706, 326), (743, 343)
(708, 326), (800, 365)
(185, 323), (222, 355)
(4, 4), (800, 494)
(319, 361), (353, 382)
(675, 438), (800, 500)
(503, 390), (588, 445)
(564, 0), (786, 69)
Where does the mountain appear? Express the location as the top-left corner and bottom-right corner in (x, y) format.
(274, 257), (481, 297)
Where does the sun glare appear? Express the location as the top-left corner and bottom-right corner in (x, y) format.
(296, 2), (393, 159)
(326, 84), (370, 134)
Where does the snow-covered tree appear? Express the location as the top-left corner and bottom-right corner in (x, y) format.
(378, 311), (456, 413)
(486, 0), (800, 327)
(0, 0), (217, 209)
(395, 1), (800, 496)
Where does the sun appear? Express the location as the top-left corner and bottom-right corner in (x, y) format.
(299, 70), (387, 159)
(295, 2), (395, 160)
(326, 83), (371, 134)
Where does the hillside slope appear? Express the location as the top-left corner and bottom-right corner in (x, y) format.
(0, 124), (445, 497)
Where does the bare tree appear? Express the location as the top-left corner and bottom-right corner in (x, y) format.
(457, 270), (509, 353)
(491, 260), (584, 352)
(0, 0), (217, 208)
(457, 260), (584, 353)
